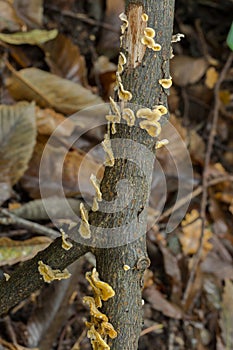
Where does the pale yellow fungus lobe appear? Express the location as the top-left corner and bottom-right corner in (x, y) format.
(119, 12), (128, 34)
(86, 268), (115, 307)
(118, 52), (127, 74)
(118, 82), (132, 101)
(155, 139), (169, 149)
(139, 120), (162, 137)
(92, 197), (99, 212)
(38, 260), (71, 283)
(159, 78), (172, 89)
(171, 33), (185, 43)
(123, 264), (131, 271)
(141, 36), (161, 51)
(60, 228), (73, 250)
(136, 105), (167, 122)
(122, 108), (135, 126)
(87, 325), (110, 350)
(79, 202), (91, 239)
(100, 322), (118, 339)
(141, 13), (148, 22)
(109, 96), (121, 118)
(102, 133), (115, 167)
(90, 174), (102, 201)
(4, 273), (10, 281)
(83, 296), (108, 322)
(144, 27), (155, 38)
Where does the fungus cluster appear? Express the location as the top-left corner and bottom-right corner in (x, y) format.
(90, 174), (102, 212)
(136, 105), (167, 137)
(60, 228), (73, 250)
(38, 260), (71, 283)
(102, 133), (115, 167)
(79, 202), (91, 239)
(83, 268), (117, 349)
(159, 77), (172, 89)
(141, 27), (161, 52)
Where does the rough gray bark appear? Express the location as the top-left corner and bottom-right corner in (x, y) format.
(0, 238), (88, 316)
(91, 1), (175, 349)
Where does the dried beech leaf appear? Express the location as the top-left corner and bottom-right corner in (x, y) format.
(143, 286), (183, 319)
(21, 136), (104, 199)
(0, 236), (51, 266)
(11, 197), (81, 220)
(0, 29), (58, 45)
(170, 55), (208, 87)
(180, 209), (213, 257)
(42, 33), (87, 85)
(0, 0), (25, 31)
(6, 68), (104, 114)
(0, 102), (36, 203)
(14, 0), (43, 27)
(220, 279), (233, 349)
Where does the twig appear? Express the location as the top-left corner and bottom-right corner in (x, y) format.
(0, 209), (60, 239)
(140, 323), (163, 337)
(182, 52), (233, 308)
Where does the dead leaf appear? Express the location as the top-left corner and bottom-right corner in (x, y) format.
(11, 197), (81, 220)
(0, 29), (58, 45)
(6, 68), (104, 114)
(42, 33), (87, 85)
(14, 0), (43, 27)
(0, 0), (25, 32)
(205, 67), (219, 89)
(220, 279), (233, 349)
(0, 102), (36, 203)
(143, 285), (183, 319)
(0, 236), (51, 266)
(201, 252), (233, 280)
(170, 55), (208, 87)
(36, 107), (75, 137)
(21, 136), (104, 199)
(180, 209), (213, 257)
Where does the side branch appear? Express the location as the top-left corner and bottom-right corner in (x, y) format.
(0, 237), (88, 316)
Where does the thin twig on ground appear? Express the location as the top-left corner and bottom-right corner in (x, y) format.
(182, 52), (233, 308)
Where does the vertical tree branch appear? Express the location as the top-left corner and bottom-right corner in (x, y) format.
(91, 1), (175, 349)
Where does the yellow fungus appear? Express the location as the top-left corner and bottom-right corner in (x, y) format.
(142, 299), (145, 305)
(38, 260), (71, 283)
(152, 43), (162, 51)
(83, 296), (109, 322)
(139, 120), (162, 137)
(92, 197), (99, 212)
(141, 13), (148, 22)
(100, 322), (118, 339)
(122, 108), (135, 126)
(153, 105), (168, 115)
(118, 52), (127, 74)
(171, 33), (185, 43)
(119, 12), (128, 34)
(79, 203), (91, 239)
(60, 228), (73, 250)
(90, 174), (102, 202)
(86, 268), (115, 303)
(144, 27), (155, 38)
(87, 325), (110, 350)
(123, 264), (131, 271)
(155, 139), (169, 149)
(159, 78), (172, 89)
(136, 106), (167, 122)
(141, 36), (161, 51)
(109, 96), (121, 118)
(102, 133), (115, 167)
(4, 273), (10, 281)
(118, 82), (132, 101)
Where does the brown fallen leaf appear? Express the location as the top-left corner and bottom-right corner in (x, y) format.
(0, 102), (36, 203)
(143, 285), (183, 319)
(170, 55), (208, 87)
(42, 33), (87, 85)
(21, 135), (104, 199)
(0, 236), (51, 266)
(0, 0), (25, 32)
(180, 209), (213, 257)
(6, 67), (105, 115)
(14, 0), (43, 27)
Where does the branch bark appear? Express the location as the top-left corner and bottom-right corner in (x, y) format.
(90, 1), (175, 349)
(0, 238), (88, 316)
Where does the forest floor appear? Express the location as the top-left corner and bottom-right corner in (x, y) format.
(0, 0), (233, 349)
